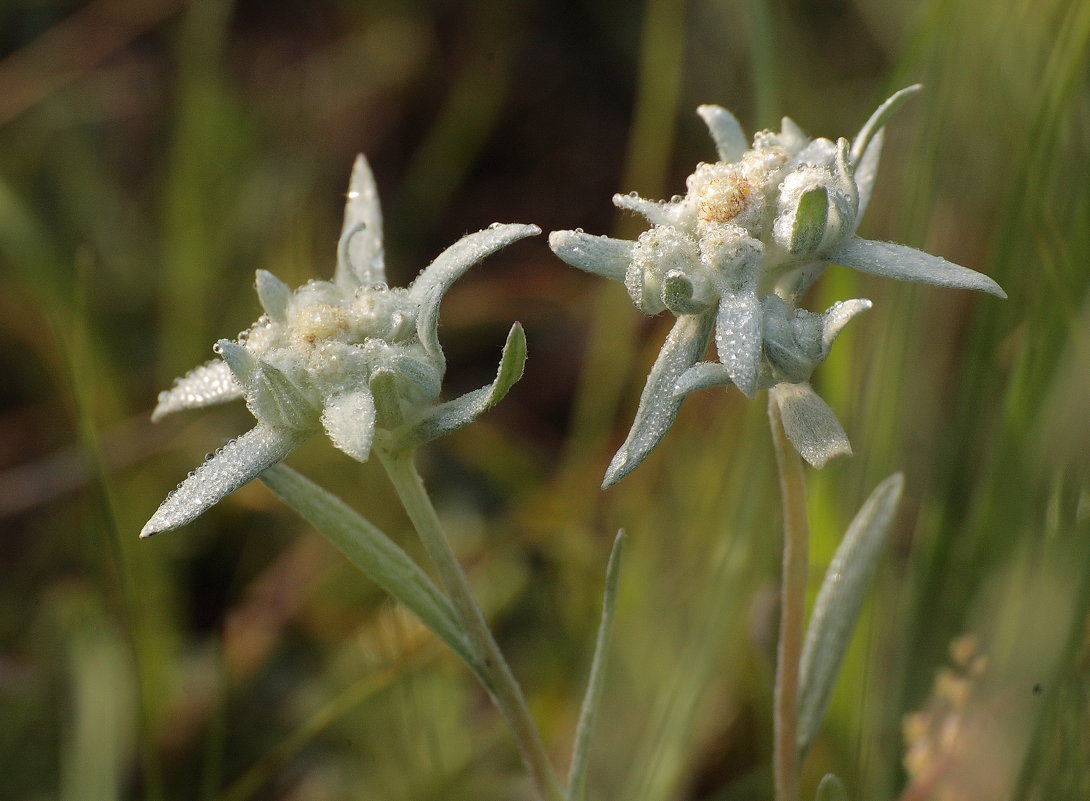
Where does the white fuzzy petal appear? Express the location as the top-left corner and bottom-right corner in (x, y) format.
(771, 382), (852, 468)
(408, 223), (540, 304)
(603, 312), (715, 488)
(548, 230), (632, 282)
(697, 104), (749, 162)
(255, 270), (292, 322)
(152, 360), (243, 422)
(336, 154), (385, 290)
(321, 388), (377, 462)
(140, 425), (305, 537)
(612, 193), (687, 226)
(829, 238), (1007, 297)
(819, 298), (872, 359)
(851, 85), (922, 166)
(853, 128), (883, 222)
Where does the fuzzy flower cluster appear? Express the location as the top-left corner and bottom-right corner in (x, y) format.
(142, 156), (536, 537)
(550, 86), (1005, 486)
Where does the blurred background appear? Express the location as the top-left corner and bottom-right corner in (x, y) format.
(1, 0), (1088, 799)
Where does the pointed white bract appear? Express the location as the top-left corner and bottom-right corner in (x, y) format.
(549, 86), (1005, 480)
(144, 155), (538, 537)
(151, 359), (243, 422)
(336, 154), (386, 291)
(770, 382), (852, 469)
(141, 425), (307, 537)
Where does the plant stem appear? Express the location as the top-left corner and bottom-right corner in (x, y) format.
(769, 394), (810, 801)
(379, 448), (565, 801)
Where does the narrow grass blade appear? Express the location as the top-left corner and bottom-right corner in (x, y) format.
(567, 530), (626, 801)
(797, 473), (904, 756)
(814, 773), (849, 801)
(259, 464), (483, 682)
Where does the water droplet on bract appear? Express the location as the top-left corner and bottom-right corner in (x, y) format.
(204, 452), (214, 461)
(488, 222), (503, 229)
(628, 191), (639, 198)
(213, 343), (223, 354)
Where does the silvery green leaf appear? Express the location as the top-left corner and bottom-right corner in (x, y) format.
(259, 464), (484, 682)
(793, 137), (837, 169)
(408, 223), (540, 304)
(216, 339), (259, 387)
(603, 311), (715, 488)
(696, 104), (748, 162)
(851, 85), (922, 166)
(828, 238), (1007, 297)
(662, 270), (713, 315)
(814, 773), (850, 801)
(255, 269), (291, 323)
(335, 154), (385, 290)
(790, 186), (830, 255)
(853, 128), (883, 222)
(714, 288), (761, 399)
(819, 299), (872, 359)
(567, 530), (626, 801)
(368, 369), (404, 429)
(383, 352), (444, 409)
(403, 322), (527, 447)
(151, 359), (243, 422)
(674, 361), (733, 399)
(321, 387), (377, 462)
(770, 382), (851, 468)
(548, 231), (632, 283)
(140, 424), (307, 537)
(414, 287), (446, 376)
(778, 116), (809, 154)
(247, 360), (319, 430)
(797, 473), (904, 757)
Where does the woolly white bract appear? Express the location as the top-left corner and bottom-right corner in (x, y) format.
(550, 86), (1005, 485)
(143, 156), (536, 537)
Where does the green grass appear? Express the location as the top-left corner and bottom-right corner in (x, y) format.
(1, 0), (1087, 799)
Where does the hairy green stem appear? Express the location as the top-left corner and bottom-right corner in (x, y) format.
(769, 395), (810, 801)
(379, 448), (565, 801)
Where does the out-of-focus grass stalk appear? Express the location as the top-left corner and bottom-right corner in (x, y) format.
(566, 530), (625, 801)
(56, 591), (136, 801)
(558, 0), (688, 502)
(769, 394), (809, 801)
(159, 0), (244, 378)
(66, 254), (166, 801)
(392, 0), (523, 252)
(219, 658), (425, 801)
(746, 0), (779, 128)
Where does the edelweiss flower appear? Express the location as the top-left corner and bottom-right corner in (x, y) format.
(549, 86), (1005, 486)
(143, 155), (538, 537)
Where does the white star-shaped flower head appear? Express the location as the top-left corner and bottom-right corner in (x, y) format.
(143, 155), (537, 537)
(549, 86), (1006, 486)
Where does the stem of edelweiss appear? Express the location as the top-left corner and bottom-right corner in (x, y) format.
(378, 447), (565, 801)
(769, 389), (811, 801)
